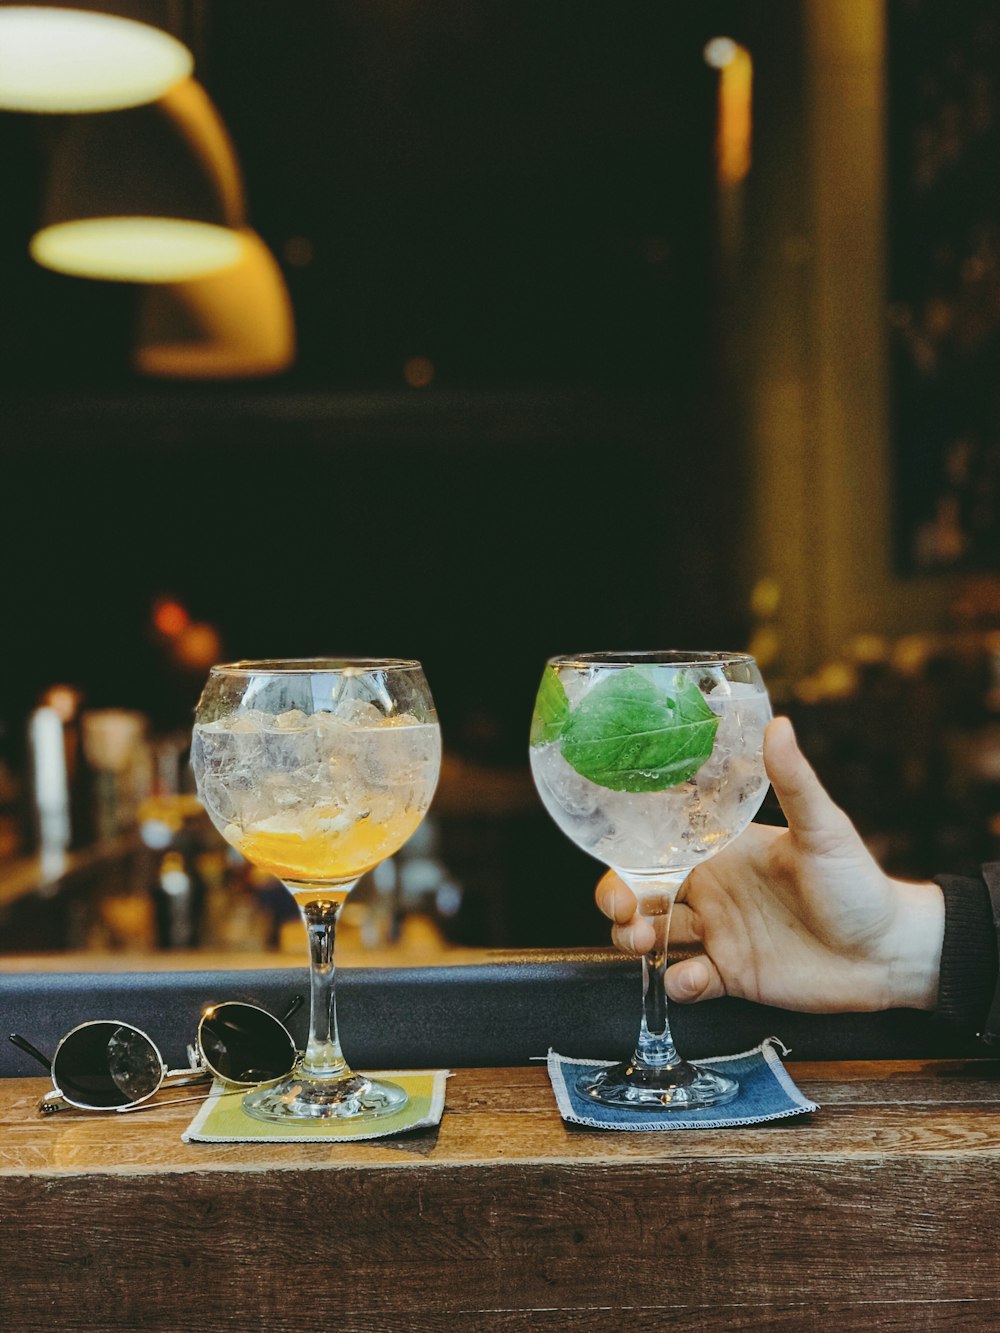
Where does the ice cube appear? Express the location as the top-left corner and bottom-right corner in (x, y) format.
(560, 670), (591, 707)
(192, 719), (264, 783)
(333, 698), (385, 727)
(316, 809), (362, 834)
(378, 711), (420, 728)
(709, 680), (762, 699)
(197, 772), (241, 826)
(312, 710), (349, 731)
(270, 783), (307, 809)
(270, 708), (311, 731)
(202, 713), (264, 734)
(329, 671), (393, 716)
(250, 813), (302, 836)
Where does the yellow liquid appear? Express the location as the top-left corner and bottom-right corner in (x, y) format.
(225, 805), (425, 886)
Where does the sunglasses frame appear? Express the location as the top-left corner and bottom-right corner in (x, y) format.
(192, 999), (301, 1087)
(43, 1018), (208, 1114)
(12, 997), (302, 1116)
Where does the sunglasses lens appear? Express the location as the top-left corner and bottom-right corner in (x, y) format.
(53, 1023), (161, 1108)
(199, 1004), (296, 1085)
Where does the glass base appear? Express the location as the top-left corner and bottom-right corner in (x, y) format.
(242, 1071), (408, 1123)
(576, 1059), (739, 1111)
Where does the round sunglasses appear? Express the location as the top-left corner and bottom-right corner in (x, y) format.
(9, 997), (302, 1114)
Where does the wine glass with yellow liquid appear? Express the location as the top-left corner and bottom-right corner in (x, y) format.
(192, 659), (441, 1122)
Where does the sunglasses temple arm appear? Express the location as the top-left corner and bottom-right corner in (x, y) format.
(9, 1033), (53, 1073)
(36, 1072), (211, 1116)
(38, 1089), (219, 1116)
(39, 1090), (69, 1115)
(162, 1066), (214, 1089)
(115, 1091), (218, 1114)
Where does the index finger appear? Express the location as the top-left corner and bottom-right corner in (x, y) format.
(595, 869), (638, 924)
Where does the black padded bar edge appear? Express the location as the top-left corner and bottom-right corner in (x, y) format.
(0, 955), (989, 1078)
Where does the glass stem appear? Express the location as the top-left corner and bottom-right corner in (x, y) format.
(626, 874), (684, 1072)
(293, 883), (357, 1080)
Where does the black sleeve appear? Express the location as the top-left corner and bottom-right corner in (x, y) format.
(935, 870), (999, 1038)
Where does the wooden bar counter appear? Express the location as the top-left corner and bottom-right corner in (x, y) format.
(3, 1059), (1000, 1330)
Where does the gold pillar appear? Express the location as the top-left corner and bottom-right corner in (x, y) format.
(745, 0), (957, 679)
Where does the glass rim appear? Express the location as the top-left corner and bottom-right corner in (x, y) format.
(208, 657), (424, 676)
(546, 650), (758, 669)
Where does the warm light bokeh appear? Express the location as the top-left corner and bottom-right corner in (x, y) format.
(30, 218), (247, 284)
(152, 599), (190, 638)
(0, 6), (192, 113)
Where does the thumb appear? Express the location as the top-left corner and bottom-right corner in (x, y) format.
(664, 955), (726, 1003)
(764, 715), (853, 847)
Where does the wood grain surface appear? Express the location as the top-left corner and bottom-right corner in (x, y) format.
(2, 1062), (1000, 1330)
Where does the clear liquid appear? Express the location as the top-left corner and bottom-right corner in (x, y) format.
(192, 711), (441, 886)
(530, 689), (771, 875)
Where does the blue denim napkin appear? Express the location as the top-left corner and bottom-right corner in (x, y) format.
(546, 1038), (818, 1130)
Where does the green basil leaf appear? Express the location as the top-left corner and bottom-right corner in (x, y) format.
(530, 665), (571, 746)
(560, 671), (719, 792)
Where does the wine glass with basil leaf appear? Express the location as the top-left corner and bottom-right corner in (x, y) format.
(529, 651), (772, 1109)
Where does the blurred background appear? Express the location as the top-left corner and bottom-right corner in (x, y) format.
(3, 0), (1000, 965)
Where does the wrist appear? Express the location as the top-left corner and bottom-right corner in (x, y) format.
(881, 877), (944, 1011)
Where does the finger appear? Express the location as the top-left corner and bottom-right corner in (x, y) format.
(667, 900), (698, 944)
(595, 870), (638, 925)
(664, 955), (726, 1003)
(611, 918), (656, 955)
(764, 716), (854, 847)
(609, 905), (697, 950)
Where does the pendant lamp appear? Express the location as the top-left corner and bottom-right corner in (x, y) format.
(0, 3), (193, 112)
(133, 229), (296, 379)
(30, 78), (248, 283)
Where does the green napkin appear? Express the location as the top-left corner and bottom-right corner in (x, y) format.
(182, 1070), (448, 1143)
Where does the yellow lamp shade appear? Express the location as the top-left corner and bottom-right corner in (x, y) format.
(0, 5), (192, 112)
(31, 78), (248, 283)
(31, 217), (247, 283)
(133, 229), (296, 378)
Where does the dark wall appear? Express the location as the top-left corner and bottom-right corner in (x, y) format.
(888, 0), (1000, 573)
(0, 1), (775, 944)
(4, 389), (745, 754)
(0, 0), (766, 745)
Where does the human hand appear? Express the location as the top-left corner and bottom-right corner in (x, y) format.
(596, 716), (944, 1013)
